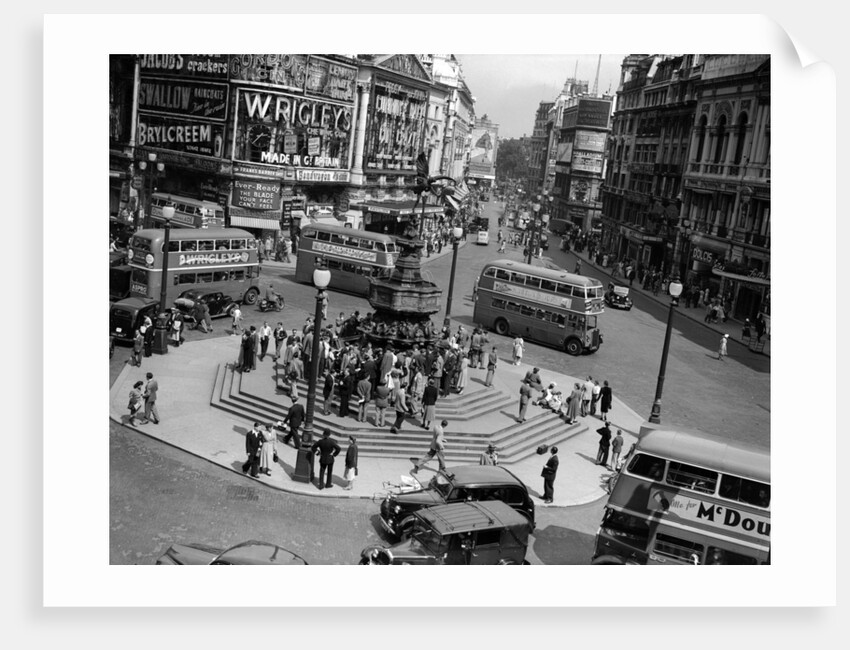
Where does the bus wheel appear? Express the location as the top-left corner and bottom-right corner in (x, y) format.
(590, 555), (627, 565)
(494, 319), (510, 336)
(564, 338), (583, 356)
(242, 288), (259, 305)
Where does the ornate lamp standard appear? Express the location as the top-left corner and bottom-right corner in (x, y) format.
(138, 151), (165, 229)
(158, 205), (175, 313)
(526, 196), (541, 264)
(443, 226), (465, 327)
(648, 277), (683, 424)
(293, 262), (331, 483)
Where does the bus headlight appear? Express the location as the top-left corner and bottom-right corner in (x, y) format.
(145, 253), (155, 267)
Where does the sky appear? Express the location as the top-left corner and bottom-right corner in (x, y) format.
(455, 54), (627, 139)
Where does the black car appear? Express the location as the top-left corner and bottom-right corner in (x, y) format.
(174, 289), (240, 320)
(379, 465), (535, 539)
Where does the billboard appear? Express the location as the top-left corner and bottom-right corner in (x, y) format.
(364, 77), (428, 172)
(469, 122), (498, 177)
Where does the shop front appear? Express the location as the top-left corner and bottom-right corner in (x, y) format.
(711, 265), (770, 323)
(687, 233), (730, 293)
(359, 200), (444, 237)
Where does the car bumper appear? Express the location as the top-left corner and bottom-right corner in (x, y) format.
(379, 516), (398, 537)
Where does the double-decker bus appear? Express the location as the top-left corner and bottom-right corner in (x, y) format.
(592, 426), (770, 565)
(125, 227), (262, 306)
(473, 259), (604, 355)
(295, 224), (398, 296)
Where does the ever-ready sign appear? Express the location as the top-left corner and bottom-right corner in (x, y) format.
(231, 179), (282, 211)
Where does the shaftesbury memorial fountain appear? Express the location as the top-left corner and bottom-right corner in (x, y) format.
(358, 153), (459, 350)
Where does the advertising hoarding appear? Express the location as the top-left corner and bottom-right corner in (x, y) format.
(364, 77), (428, 172)
(469, 123), (498, 177)
(138, 78), (229, 121)
(139, 54), (230, 80)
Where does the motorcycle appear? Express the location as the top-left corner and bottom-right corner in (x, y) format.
(258, 297), (284, 312)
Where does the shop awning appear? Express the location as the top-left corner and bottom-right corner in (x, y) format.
(229, 216), (280, 231)
(712, 268), (771, 286)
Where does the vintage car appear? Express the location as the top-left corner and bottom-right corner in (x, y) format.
(173, 289), (240, 320)
(109, 296), (160, 342)
(361, 500), (531, 565)
(156, 540), (309, 565)
(605, 282), (633, 310)
(379, 465), (535, 539)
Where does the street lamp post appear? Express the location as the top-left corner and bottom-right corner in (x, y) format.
(443, 226), (465, 328)
(138, 152), (165, 229)
(526, 197), (541, 264)
(158, 206), (175, 314)
(648, 278), (683, 424)
(293, 263), (331, 483)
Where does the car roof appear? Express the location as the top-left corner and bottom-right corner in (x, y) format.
(111, 296), (158, 310)
(442, 464), (525, 487)
(417, 500), (528, 533)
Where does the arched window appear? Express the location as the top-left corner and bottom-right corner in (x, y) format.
(713, 115), (727, 164)
(734, 113), (748, 165)
(695, 116), (708, 161)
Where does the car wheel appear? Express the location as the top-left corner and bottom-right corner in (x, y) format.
(242, 288), (259, 305)
(227, 304), (237, 318)
(564, 338), (582, 356)
(494, 318), (510, 336)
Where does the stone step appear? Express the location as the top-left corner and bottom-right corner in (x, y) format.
(210, 364), (589, 464)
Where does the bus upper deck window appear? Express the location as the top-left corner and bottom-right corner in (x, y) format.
(247, 239), (258, 249)
(483, 267), (496, 278)
(302, 230), (317, 239)
(572, 286), (586, 298)
(198, 240), (214, 252)
(167, 240), (180, 253)
(556, 283), (571, 295)
(181, 241), (197, 252)
(386, 243), (397, 253)
(215, 239), (230, 250)
(541, 279), (557, 292)
(359, 239), (374, 249)
(231, 239), (246, 250)
(628, 453), (666, 480)
(330, 233), (346, 244)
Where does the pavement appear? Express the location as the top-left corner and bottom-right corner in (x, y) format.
(109, 231), (649, 509)
(549, 241), (771, 358)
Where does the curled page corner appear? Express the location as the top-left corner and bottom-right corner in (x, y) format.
(768, 16), (824, 69)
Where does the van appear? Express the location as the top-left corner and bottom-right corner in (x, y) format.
(476, 230), (490, 245)
(109, 296), (160, 342)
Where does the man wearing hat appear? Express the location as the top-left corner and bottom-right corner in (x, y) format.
(479, 443), (499, 466)
(717, 333), (729, 361)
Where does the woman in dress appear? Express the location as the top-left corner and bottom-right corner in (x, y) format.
(259, 423), (276, 476)
(564, 382), (582, 424)
(128, 380), (144, 426)
(512, 336), (524, 366)
(409, 367), (425, 417)
(456, 355), (470, 395)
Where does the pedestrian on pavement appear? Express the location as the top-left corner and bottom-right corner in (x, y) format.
(742, 318), (752, 341)
(282, 396), (305, 448)
(273, 322), (287, 361)
(581, 376), (594, 417)
(338, 368), (356, 418)
(343, 436), (358, 490)
(322, 369), (336, 416)
(541, 446), (559, 504)
(455, 355), (469, 395)
(374, 380), (391, 427)
(258, 321), (272, 361)
(242, 326), (257, 372)
(259, 423), (277, 476)
(564, 382), (582, 424)
(596, 423), (612, 467)
(517, 378), (533, 423)
(484, 346), (498, 387)
(574, 259), (582, 275)
(421, 378), (439, 429)
(142, 322), (154, 357)
(311, 428), (341, 490)
(479, 443), (499, 466)
(127, 380), (144, 426)
(231, 305), (243, 334)
(131, 328), (144, 367)
(718, 333), (729, 361)
(141, 372), (160, 425)
(241, 422), (263, 478)
(599, 380), (613, 423)
(409, 366), (425, 417)
(611, 429), (625, 471)
(755, 315), (766, 342)
(283, 237), (292, 263)
(512, 335), (524, 365)
(390, 384), (412, 433)
(170, 313), (184, 346)
(411, 419), (448, 475)
(201, 302), (212, 333)
(591, 379), (601, 416)
(356, 372), (372, 423)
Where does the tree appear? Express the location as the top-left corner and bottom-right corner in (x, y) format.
(496, 138), (527, 181)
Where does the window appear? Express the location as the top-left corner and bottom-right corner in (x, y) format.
(520, 305), (536, 318)
(330, 233), (347, 244)
(541, 279), (558, 292)
(213, 271), (229, 282)
(535, 309), (549, 321)
(181, 240), (197, 252)
(475, 530), (501, 546)
(552, 313), (566, 326)
(705, 546), (758, 565)
(524, 276), (541, 289)
(230, 270), (245, 282)
(358, 238), (374, 250)
(341, 262), (357, 273)
(215, 239), (230, 250)
(176, 272), (196, 284)
(167, 240), (180, 253)
(317, 231), (331, 241)
(571, 286), (586, 298)
(718, 475), (770, 508)
(231, 238), (247, 250)
(601, 509), (650, 547)
(196, 272), (213, 283)
(665, 462), (718, 494)
(484, 267), (497, 278)
(302, 230), (317, 240)
(628, 453), (666, 480)
(495, 269), (511, 281)
(653, 533), (704, 563)
(506, 301), (521, 313)
(198, 240), (214, 252)
(492, 298), (507, 310)
(556, 283), (572, 296)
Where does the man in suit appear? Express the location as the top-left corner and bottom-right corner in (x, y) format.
(596, 423), (612, 467)
(421, 378), (439, 429)
(356, 372), (372, 423)
(517, 378), (533, 423)
(338, 368), (356, 418)
(361, 354), (378, 398)
(141, 372), (160, 424)
(282, 396), (305, 448)
(541, 446), (559, 504)
(411, 419), (448, 474)
(311, 428), (341, 490)
(242, 422), (263, 478)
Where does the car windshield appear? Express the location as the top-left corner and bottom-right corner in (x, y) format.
(428, 473), (453, 498)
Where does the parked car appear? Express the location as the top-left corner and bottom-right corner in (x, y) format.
(156, 540), (309, 565)
(173, 289), (240, 320)
(379, 465), (535, 539)
(109, 296), (159, 342)
(361, 500), (531, 565)
(605, 282), (633, 310)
